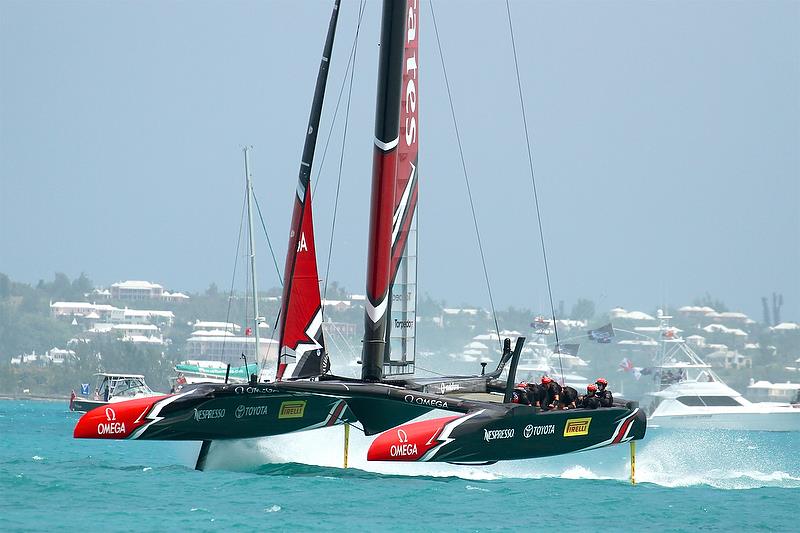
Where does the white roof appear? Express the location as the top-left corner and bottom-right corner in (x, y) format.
(465, 341), (489, 350)
(610, 308), (654, 320)
(771, 322), (800, 331)
(191, 329), (235, 337)
(617, 339), (659, 346)
(194, 321), (240, 331)
(678, 305), (716, 314)
(112, 280), (164, 289)
(702, 324), (747, 336)
(112, 324), (159, 332)
(747, 380), (800, 391)
(473, 332), (500, 341)
(718, 311), (749, 319)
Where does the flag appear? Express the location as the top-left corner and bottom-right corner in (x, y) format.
(587, 323), (615, 343)
(80, 383), (90, 395)
(555, 343), (580, 356)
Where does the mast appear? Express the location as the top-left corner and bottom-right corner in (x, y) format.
(244, 146), (260, 374)
(362, 0), (417, 381)
(276, 0), (341, 381)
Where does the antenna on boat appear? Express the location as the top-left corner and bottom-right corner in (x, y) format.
(243, 146), (261, 376)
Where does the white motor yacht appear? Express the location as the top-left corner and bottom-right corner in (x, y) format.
(643, 315), (800, 431)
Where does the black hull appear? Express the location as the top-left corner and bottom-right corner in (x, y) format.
(74, 383), (354, 441)
(369, 404), (646, 463)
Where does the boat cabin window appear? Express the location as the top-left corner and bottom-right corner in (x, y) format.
(676, 396), (741, 407)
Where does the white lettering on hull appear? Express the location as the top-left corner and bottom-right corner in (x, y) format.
(390, 443), (418, 457)
(404, 394), (448, 409)
(97, 422), (126, 435)
(483, 428), (515, 442)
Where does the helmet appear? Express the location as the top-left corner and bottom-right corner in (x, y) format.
(541, 376), (552, 384)
(516, 382), (528, 389)
(587, 384), (598, 392)
(596, 378), (608, 388)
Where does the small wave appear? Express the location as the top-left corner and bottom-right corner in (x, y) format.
(190, 507), (208, 513)
(560, 465), (604, 480)
(264, 505), (281, 513)
(142, 467), (152, 472)
(465, 484), (489, 492)
(31, 456), (44, 461)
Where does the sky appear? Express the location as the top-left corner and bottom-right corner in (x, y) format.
(1, 0), (798, 321)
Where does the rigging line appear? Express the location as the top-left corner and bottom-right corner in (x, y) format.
(413, 364), (448, 377)
(323, 0), (365, 320)
(251, 193), (283, 286)
(222, 186), (248, 362)
(313, 0), (367, 193)
(504, 0), (564, 385)
(429, 0), (502, 349)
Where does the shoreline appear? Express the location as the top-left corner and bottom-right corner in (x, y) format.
(0, 393), (68, 402)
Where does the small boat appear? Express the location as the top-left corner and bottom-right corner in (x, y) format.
(173, 361), (253, 386)
(643, 314), (800, 431)
(70, 373), (161, 413)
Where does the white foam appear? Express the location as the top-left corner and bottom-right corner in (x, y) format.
(200, 425), (800, 489)
(264, 505), (281, 513)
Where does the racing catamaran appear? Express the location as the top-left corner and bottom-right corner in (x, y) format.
(271, 0), (646, 463)
(74, 0), (646, 467)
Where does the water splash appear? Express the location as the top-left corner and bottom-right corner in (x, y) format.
(199, 424), (799, 489)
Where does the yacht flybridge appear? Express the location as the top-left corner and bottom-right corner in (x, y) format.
(644, 314), (800, 431)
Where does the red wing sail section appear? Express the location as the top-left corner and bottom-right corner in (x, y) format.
(391, 0), (419, 281)
(383, 0), (419, 376)
(277, 183), (326, 380)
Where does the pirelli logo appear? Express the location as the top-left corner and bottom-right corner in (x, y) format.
(563, 417), (592, 437)
(278, 400), (306, 419)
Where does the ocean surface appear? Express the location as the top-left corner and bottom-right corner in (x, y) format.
(1, 399), (797, 532)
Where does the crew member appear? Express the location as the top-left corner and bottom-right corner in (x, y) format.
(511, 382), (531, 405)
(578, 384), (600, 409)
(541, 376), (562, 410)
(596, 378), (613, 407)
(525, 382), (543, 408)
(560, 385), (578, 409)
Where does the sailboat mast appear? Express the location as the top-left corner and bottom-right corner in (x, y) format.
(362, 0), (406, 382)
(243, 146), (261, 372)
(362, 0), (415, 382)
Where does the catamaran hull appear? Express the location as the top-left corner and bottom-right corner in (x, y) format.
(368, 406), (646, 463)
(649, 409), (800, 432)
(73, 383), (353, 441)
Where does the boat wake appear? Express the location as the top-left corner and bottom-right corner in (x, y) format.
(200, 425), (800, 489)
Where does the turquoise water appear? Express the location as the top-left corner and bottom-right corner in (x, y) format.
(1, 400), (797, 532)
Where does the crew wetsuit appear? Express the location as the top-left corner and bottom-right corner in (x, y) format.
(578, 393), (600, 409)
(597, 389), (613, 407)
(543, 382), (562, 410)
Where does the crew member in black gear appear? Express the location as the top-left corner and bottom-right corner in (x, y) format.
(560, 386), (578, 409)
(525, 382), (543, 408)
(595, 378), (613, 407)
(541, 376), (561, 410)
(511, 382), (531, 405)
(578, 384), (601, 409)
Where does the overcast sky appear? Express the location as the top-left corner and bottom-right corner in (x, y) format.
(1, 0), (798, 321)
